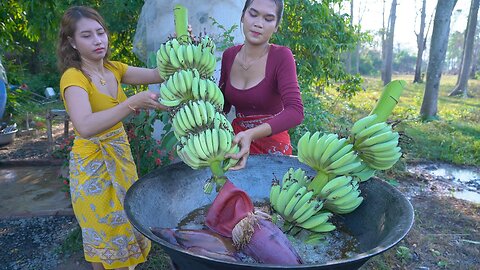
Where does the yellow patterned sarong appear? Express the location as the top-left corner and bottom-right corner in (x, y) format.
(69, 126), (151, 269)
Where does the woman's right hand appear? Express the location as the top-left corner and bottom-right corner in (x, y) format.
(127, 91), (166, 111)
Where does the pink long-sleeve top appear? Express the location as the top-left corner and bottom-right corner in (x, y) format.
(219, 44), (304, 135)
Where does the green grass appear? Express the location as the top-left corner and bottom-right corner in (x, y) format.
(294, 74), (480, 166)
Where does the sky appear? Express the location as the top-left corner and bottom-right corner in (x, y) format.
(352, 0), (471, 52)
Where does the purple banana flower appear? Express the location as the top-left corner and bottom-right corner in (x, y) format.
(150, 227), (238, 262)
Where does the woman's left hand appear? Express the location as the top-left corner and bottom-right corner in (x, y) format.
(225, 131), (253, 170)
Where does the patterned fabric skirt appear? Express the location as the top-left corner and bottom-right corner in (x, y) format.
(231, 114), (293, 155)
(69, 126), (151, 269)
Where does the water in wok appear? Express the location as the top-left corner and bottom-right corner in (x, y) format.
(125, 155), (414, 269)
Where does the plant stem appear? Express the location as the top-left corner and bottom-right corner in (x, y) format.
(308, 171), (329, 195)
(173, 5), (189, 43)
(210, 160), (227, 190)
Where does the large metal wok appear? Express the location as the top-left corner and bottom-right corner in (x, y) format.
(125, 155), (414, 269)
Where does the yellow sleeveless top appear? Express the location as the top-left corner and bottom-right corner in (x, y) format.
(59, 61), (128, 136)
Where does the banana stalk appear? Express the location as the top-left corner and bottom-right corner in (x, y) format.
(308, 171), (330, 195)
(369, 80), (406, 124)
(173, 4), (189, 43)
(209, 160), (227, 192)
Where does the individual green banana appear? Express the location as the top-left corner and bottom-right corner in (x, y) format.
(159, 83), (177, 101)
(354, 122), (389, 144)
(190, 101), (203, 127)
(329, 196), (364, 214)
(351, 114), (378, 136)
(186, 44), (194, 66)
(166, 76), (180, 97)
(295, 200), (323, 224)
(222, 144), (240, 171)
(199, 132), (212, 157)
(174, 71), (187, 95)
(326, 150), (359, 171)
(173, 112), (188, 134)
(293, 191), (314, 213)
(310, 222), (336, 233)
(319, 136), (344, 167)
(292, 168), (308, 187)
(297, 132), (311, 162)
(199, 79), (208, 100)
(328, 143), (354, 163)
(182, 69), (192, 91)
(176, 45), (186, 68)
(328, 189), (361, 207)
(159, 99), (181, 107)
(170, 38), (180, 52)
(193, 133), (209, 160)
(298, 211), (332, 230)
(364, 146), (401, 158)
(283, 186), (307, 218)
(182, 104), (197, 128)
(217, 128), (229, 153)
(281, 168), (295, 187)
(169, 47), (181, 69)
(275, 181), (301, 213)
(269, 181), (281, 209)
(306, 132), (322, 161)
(331, 161), (362, 175)
(211, 127), (219, 154)
(357, 131), (398, 148)
(319, 175), (352, 197)
(312, 133), (329, 162)
(158, 44), (170, 63)
(326, 184), (354, 201)
(292, 199), (317, 221)
(205, 129), (215, 155)
(193, 44), (203, 66)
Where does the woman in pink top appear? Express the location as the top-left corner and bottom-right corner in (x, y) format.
(219, 0), (304, 170)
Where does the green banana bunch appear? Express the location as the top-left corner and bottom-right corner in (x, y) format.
(271, 168), (311, 219)
(317, 175), (363, 214)
(323, 181), (363, 214)
(176, 127), (239, 170)
(350, 115), (401, 170)
(156, 35), (217, 81)
(269, 168), (334, 232)
(192, 77), (224, 110)
(171, 100), (217, 138)
(297, 131), (362, 194)
(158, 69), (197, 107)
(158, 5), (238, 193)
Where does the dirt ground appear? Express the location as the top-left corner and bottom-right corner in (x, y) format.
(1, 123), (479, 270)
(0, 123), (70, 162)
(361, 170), (480, 270)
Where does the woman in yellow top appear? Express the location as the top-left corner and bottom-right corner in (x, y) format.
(57, 6), (165, 270)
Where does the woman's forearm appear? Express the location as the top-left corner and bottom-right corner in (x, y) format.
(245, 123), (272, 141)
(73, 102), (134, 138)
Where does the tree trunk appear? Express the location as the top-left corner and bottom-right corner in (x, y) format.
(383, 0), (397, 85)
(413, 0), (427, 83)
(449, 0), (480, 97)
(381, 0), (387, 82)
(346, 0), (353, 73)
(470, 42), (479, 78)
(355, 40), (360, 73)
(420, 0), (458, 120)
